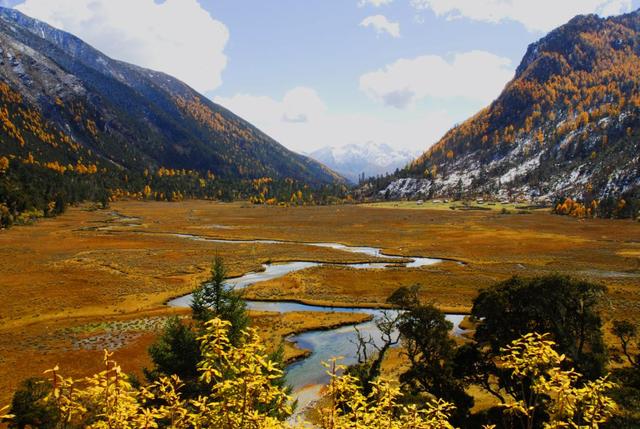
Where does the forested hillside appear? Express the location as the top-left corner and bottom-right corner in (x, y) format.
(371, 10), (640, 217)
(0, 8), (345, 227)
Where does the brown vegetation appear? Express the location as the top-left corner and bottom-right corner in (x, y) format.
(0, 199), (638, 405)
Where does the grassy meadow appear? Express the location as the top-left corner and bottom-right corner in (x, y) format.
(0, 199), (639, 405)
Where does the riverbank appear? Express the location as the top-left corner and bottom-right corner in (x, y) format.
(1, 200), (638, 404)
(249, 310), (373, 364)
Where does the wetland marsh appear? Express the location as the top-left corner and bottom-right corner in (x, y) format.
(0, 200), (638, 405)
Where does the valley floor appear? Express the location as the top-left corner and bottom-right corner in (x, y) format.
(0, 200), (639, 404)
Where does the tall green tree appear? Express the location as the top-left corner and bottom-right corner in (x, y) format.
(397, 304), (473, 424)
(472, 274), (607, 379)
(146, 257), (258, 399)
(191, 256), (249, 344)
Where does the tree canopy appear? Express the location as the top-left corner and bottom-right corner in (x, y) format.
(472, 274), (608, 378)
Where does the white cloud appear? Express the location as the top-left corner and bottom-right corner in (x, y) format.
(214, 87), (455, 154)
(360, 15), (400, 38)
(359, 50), (513, 108)
(281, 87), (327, 123)
(14, 0), (229, 93)
(409, 0), (633, 32)
(358, 0), (393, 7)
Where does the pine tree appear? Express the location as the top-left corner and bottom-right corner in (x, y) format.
(191, 256), (248, 345)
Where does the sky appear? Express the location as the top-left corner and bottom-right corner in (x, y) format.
(2, 0), (640, 154)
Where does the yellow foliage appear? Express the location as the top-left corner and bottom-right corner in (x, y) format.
(175, 96), (255, 142)
(11, 319), (457, 429)
(43, 161), (67, 174)
(85, 119), (98, 137)
(500, 333), (617, 429)
(0, 156), (9, 172)
(0, 106), (25, 147)
(320, 358), (457, 429)
(253, 177), (273, 190)
(28, 319), (291, 428)
(554, 197), (595, 218)
(74, 161), (98, 175)
(23, 152), (35, 165)
(409, 24), (640, 171)
(143, 185), (152, 199)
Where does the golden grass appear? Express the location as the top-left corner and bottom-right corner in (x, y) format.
(0, 307), (185, 405)
(364, 200), (540, 212)
(0, 200), (638, 405)
(242, 262), (486, 313)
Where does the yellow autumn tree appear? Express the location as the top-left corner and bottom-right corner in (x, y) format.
(0, 156), (9, 172)
(4, 319), (459, 429)
(143, 185), (152, 199)
(28, 319), (292, 428)
(319, 358), (457, 429)
(500, 332), (617, 429)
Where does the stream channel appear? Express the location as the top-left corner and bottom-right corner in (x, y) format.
(165, 234), (466, 413)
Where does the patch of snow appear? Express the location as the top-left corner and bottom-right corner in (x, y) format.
(499, 153), (542, 184)
(379, 178), (431, 199)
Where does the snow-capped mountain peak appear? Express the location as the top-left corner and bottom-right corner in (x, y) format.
(309, 142), (418, 184)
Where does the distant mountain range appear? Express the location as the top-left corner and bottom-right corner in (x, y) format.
(309, 142), (418, 184)
(0, 7), (344, 222)
(368, 10), (640, 203)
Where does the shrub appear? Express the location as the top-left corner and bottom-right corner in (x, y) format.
(4, 319), (459, 428)
(5, 377), (59, 429)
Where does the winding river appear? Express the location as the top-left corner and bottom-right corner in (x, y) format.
(166, 235), (465, 412)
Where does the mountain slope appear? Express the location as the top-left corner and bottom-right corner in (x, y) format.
(374, 10), (640, 206)
(309, 143), (417, 184)
(0, 8), (342, 210)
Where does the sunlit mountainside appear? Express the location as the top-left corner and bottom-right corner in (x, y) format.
(0, 7), (344, 225)
(371, 11), (640, 209)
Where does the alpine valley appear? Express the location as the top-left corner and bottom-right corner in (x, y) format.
(1, 4), (640, 429)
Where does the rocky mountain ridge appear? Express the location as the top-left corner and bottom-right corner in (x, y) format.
(371, 10), (640, 205)
(0, 7), (342, 184)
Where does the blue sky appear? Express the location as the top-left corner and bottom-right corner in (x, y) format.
(207, 0), (530, 103)
(4, 0), (640, 153)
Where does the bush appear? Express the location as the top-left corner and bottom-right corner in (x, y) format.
(4, 325), (619, 429)
(6, 377), (59, 429)
(4, 319), (459, 428)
